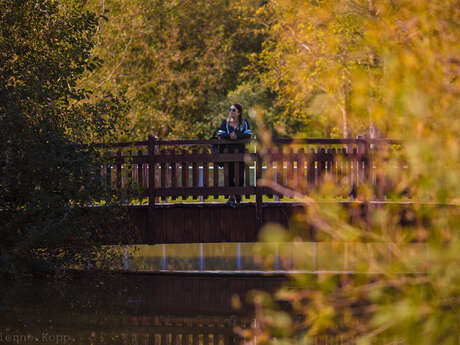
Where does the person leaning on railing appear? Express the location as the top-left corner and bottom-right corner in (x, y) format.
(217, 103), (251, 206)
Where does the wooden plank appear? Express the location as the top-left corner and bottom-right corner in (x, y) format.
(277, 149), (284, 188)
(223, 147), (229, 192)
(116, 149), (122, 191)
(152, 153), (252, 163)
(169, 150), (177, 201)
(256, 153), (263, 227)
(171, 154), (178, 189)
(152, 186), (256, 198)
(160, 150), (167, 188)
(181, 149), (189, 200)
(105, 163), (111, 194)
(137, 150), (144, 187)
(94, 138), (397, 150)
(202, 148), (209, 201)
(264, 149), (274, 199)
(307, 149), (316, 187)
(199, 207), (209, 243)
(297, 148), (305, 190)
(166, 207), (180, 245)
(234, 160), (240, 200)
(148, 135), (156, 206)
(192, 149), (199, 200)
(286, 148), (294, 192)
(244, 163), (250, 198)
(353, 147), (359, 188)
(317, 148), (327, 182)
(213, 162), (219, 198)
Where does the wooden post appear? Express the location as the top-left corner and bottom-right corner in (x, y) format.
(148, 135), (156, 243)
(223, 147), (229, 199)
(105, 160), (111, 199)
(181, 149), (189, 200)
(192, 148), (199, 200)
(160, 149), (167, 202)
(297, 148), (305, 191)
(363, 139), (372, 185)
(255, 153), (263, 228)
(137, 150), (144, 188)
(148, 135), (157, 206)
(116, 149), (122, 191)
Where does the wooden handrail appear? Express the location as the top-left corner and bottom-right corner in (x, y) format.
(93, 137), (400, 150)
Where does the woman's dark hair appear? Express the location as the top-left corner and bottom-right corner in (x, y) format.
(232, 103), (243, 123)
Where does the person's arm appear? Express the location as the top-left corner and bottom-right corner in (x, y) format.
(235, 119), (252, 139)
(217, 120), (230, 139)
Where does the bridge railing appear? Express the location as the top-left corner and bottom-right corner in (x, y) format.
(99, 137), (400, 208)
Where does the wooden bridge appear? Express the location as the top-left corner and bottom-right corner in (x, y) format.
(97, 137), (400, 244)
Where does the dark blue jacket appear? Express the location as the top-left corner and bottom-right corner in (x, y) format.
(217, 119), (251, 152)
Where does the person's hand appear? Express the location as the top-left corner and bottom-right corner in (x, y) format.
(230, 132), (237, 140)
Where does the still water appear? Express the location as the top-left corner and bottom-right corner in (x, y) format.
(0, 272), (283, 345)
(0, 242), (428, 345)
(120, 242), (428, 274)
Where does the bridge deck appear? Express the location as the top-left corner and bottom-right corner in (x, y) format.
(97, 200), (431, 245)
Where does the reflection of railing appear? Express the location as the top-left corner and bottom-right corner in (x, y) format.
(117, 316), (240, 345)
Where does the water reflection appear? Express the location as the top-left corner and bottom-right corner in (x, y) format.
(0, 242), (428, 345)
(0, 273), (284, 345)
(121, 242), (428, 274)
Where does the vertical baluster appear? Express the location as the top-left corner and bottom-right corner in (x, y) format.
(116, 149), (122, 191)
(128, 150), (135, 189)
(353, 147), (358, 189)
(286, 148), (294, 193)
(297, 148), (305, 191)
(341, 147), (349, 188)
(181, 148), (188, 194)
(202, 147), (209, 201)
(244, 147), (250, 199)
(213, 159), (219, 199)
(277, 148), (284, 187)
(307, 148), (316, 187)
(234, 153), (240, 201)
(137, 150), (143, 188)
(105, 161), (111, 195)
(329, 148), (337, 184)
(336, 148), (342, 186)
(148, 135), (157, 206)
(223, 147), (229, 198)
(326, 148), (334, 182)
(266, 149), (274, 199)
(160, 149), (167, 202)
(256, 152), (263, 227)
(192, 148), (199, 200)
(341, 148), (347, 185)
(171, 149), (177, 201)
(317, 148), (326, 184)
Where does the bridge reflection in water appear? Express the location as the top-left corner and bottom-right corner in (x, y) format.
(118, 242), (428, 274)
(1, 242), (428, 345)
(0, 273), (283, 345)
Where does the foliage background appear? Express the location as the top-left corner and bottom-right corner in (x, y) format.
(0, 0), (130, 277)
(1, 0), (459, 342)
(241, 1), (460, 344)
